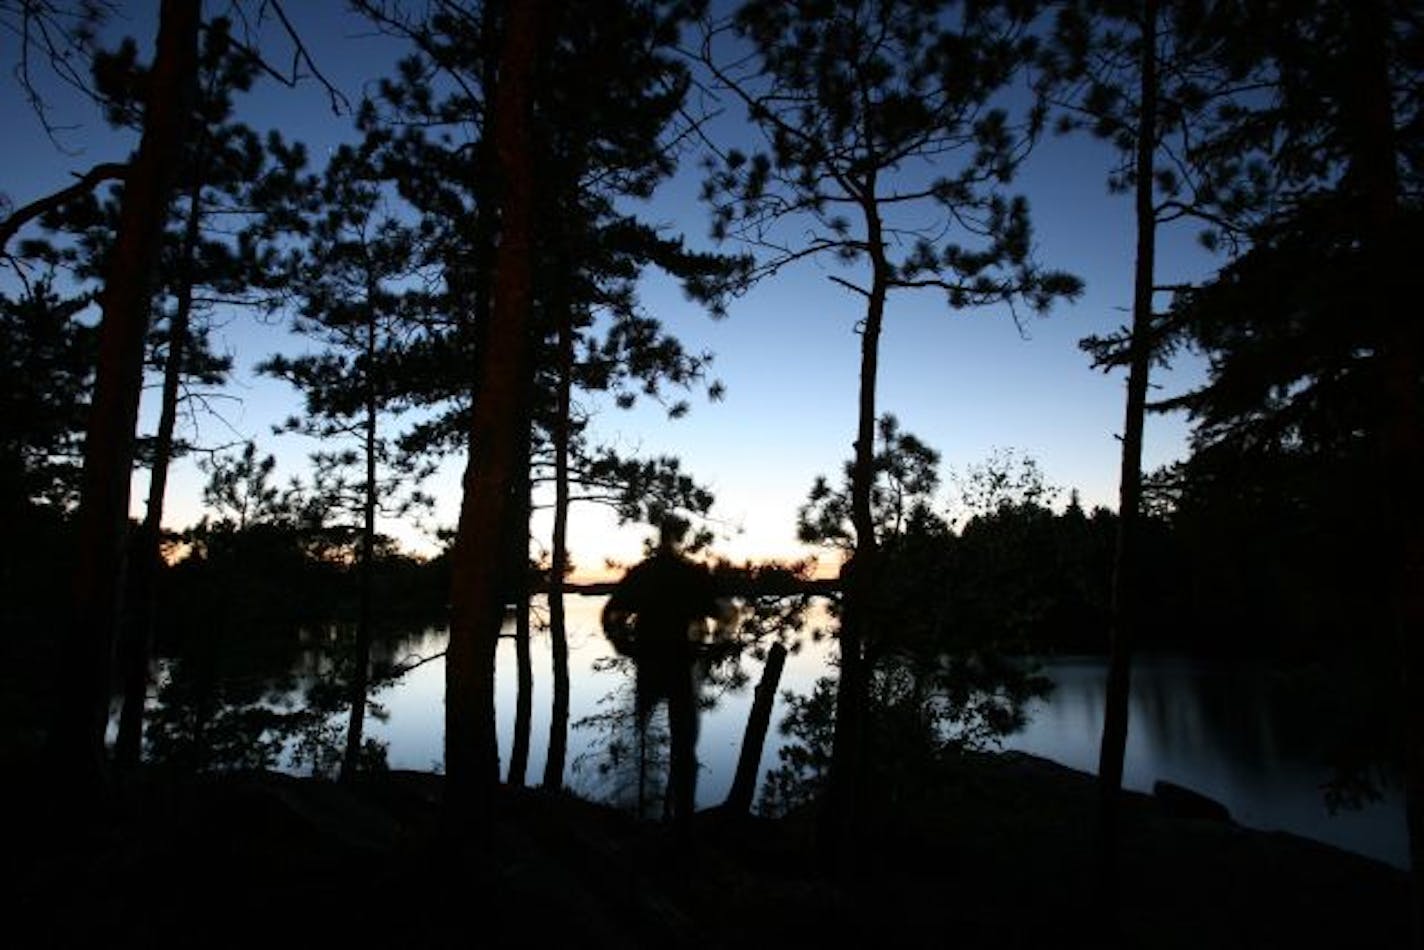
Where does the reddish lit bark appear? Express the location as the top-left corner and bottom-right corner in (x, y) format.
(50, 0), (199, 790)
(114, 141), (206, 769)
(445, 0), (541, 825)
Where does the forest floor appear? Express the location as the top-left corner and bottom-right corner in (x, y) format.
(10, 751), (1410, 948)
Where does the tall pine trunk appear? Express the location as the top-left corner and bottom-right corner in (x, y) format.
(445, 0), (541, 827)
(341, 302), (380, 782)
(542, 306), (573, 791)
(823, 180), (887, 865)
(507, 424), (533, 787)
(1346, 1), (1422, 937)
(114, 133), (207, 769)
(1096, 0), (1157, 908)
(49, 0), (199, 791)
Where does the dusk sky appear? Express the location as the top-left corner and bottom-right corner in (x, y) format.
(2, 2), (1224, 576)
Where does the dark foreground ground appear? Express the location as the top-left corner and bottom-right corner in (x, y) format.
(10, 752), (1410, 948)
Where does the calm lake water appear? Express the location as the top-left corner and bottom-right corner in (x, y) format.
(1005, 655), (1407, 868)
(140, 594), (1409, 868)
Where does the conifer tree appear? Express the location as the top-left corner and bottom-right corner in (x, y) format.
(699, 0), (1079, 858)
(18, 18), (313, 766)
(356, 0), (742, 795)
(1040, 0), (1270, 904)
(49, 0), (199, 791)
(114, 17), (310, 767)
(1147, 0), (1423, 927)
(443, 0), (541, 823)
(259, 141), (435, 781)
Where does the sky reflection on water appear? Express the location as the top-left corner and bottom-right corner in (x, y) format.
(150, 594), (1405, 868)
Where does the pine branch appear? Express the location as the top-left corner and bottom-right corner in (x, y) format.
(0, 161), (127, 254)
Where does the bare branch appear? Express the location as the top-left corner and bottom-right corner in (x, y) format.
(227, 0), (351, 115)
(386, 649), (447, 678)
(828, 274), (870, 298)
(2, 0), (116, 148)
(1154, 198), (1247, 241)
(0, 161), (127, 254)
(350, 0), (485, 109)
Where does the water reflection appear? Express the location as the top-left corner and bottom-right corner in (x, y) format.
(128, 595), (1407, 868)
(1003, 656), (1407, 868)
(570, 655), (673, 817)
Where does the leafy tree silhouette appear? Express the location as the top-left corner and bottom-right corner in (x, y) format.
(784, 425), (1051, 819)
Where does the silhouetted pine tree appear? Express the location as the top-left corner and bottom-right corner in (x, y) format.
(49, 0), (199, 794)
(444, 0), (541, 826)
(528, 0), (745, 790)
(115, 18), (311, 768)
(355, 0), (742, 794)
(258, 141), (436, 782)
(1150, 0), (1423, 929)
(1040, 0), (1271, 909)
(699, 0), (1079, 862)
(19, 18), (314, 767)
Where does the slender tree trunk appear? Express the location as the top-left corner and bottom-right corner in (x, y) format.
(445, 0), (541, 828)
(1096, 0), (1157, 910)
(1391, 336), (1424, 949)
(725, 641), (787, 815)
(637, 707), (649, 820)
(507, 436), (533, 787)
(341, 305), (380, 782)
(48, 0), (199, 792)
(507, 587), (533, 785)
(115, 134), (207, 769)
(1345, 2), (1422, 939)
(542, 306), (574, 791)
(823, 180), (887, 865)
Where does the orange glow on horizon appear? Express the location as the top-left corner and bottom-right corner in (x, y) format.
(564, 548), (842, 586)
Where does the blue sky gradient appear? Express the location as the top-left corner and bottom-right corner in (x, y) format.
(1, 2), (1224, 575)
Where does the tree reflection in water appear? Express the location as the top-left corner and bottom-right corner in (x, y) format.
(126, 605), (1408, 867)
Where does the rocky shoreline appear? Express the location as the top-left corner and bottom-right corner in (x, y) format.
(10, 751), (1410, 947)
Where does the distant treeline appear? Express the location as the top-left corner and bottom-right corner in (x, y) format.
(865, 481), (1393, 665)
(2, 466), (1383, 668)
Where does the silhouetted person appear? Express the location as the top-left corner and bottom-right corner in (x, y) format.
(601, 522), (725, 839)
